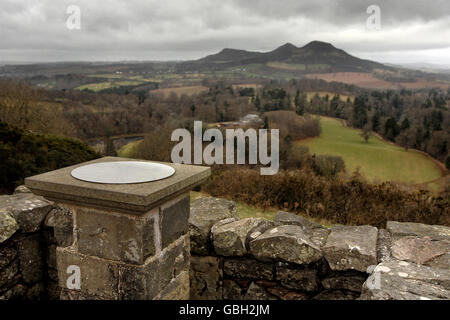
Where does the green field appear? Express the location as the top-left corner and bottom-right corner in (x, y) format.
(117, 140), (143, 158)
(76, 81), (143, 92)
(296, 117), (443, 185)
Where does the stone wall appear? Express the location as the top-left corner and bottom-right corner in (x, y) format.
(54, 193), (191, 300)
(1, 190), (449, 300)
(0, 186), (54, 299)
(189, 197), (450, 300)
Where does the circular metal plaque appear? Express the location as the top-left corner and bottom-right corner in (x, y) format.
(71, 161), (175, 184)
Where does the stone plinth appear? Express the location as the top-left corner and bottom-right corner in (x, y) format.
(24, 157), (210, 300)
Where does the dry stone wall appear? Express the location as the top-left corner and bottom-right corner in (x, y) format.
(189, 197), (450, 300)
(0, 186), (54, 299)
(1, 190), (449, 300)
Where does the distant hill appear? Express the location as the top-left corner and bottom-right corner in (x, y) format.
(190, 41), (387, 73)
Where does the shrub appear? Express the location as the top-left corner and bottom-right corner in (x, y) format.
(202, 167), (449, 228)
(312, 155), (345, 178)
(0, 121), (100, 194)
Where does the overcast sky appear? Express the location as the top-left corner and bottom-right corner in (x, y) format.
(1, 0), (449, 65)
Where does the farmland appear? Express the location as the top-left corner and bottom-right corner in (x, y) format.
(296, 116), (444, 185)
(149, 85), (209, 97)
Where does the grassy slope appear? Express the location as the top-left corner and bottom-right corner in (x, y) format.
(117, 140), (143, 158)
(190, 191), (334, 226)
(190, 191), (278, 221)
(296, 116), (443, 185)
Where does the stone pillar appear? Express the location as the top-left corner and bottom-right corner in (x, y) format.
(25, 157), (210, 300)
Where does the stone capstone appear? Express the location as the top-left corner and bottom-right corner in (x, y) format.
(387, 221), (450, 241)
(0, 209), (18, 244)
(361, 260), (450, 300)
(391, 236), (449, 266)
(322, 225), (378, 272)
(249, 225), (323, 265)
(212, 218), (274, 256)
(189, 197), (239, 255)
(0, 193), (52, 233)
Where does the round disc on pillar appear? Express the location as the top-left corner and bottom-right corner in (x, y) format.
(71, 161), (175, 184)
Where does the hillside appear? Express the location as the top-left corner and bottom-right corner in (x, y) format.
(0, 121), (100, 194)
(296, 117), (444, 186)
(192, 41), (386, 73)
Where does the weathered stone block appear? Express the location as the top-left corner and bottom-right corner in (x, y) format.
(321, 273), (366, 292)
(119, 235), (188, 300)
(25, 282), (44, 299)
(249, 225), (322, 265)
(377, 228), (392, 263)
(0, 283), (27, 300)
(160, 194), (190, 249)
(391, 236), (449, 265)
(15, 233), (44, 284)
(425, 253), (450, 269)
(76, 206), (156, 265)
(361, 260), (450, 300)
(212, 218), (273, 256)
(46, 244), (57, 269)
(47, 267), (58, 282)
(0, 193), (52, 233)
(190, 255), (223, 300)
(387, 221), (450, 241)
(174, 236), (190, 277)
(265, 285), (309, 300)
(0, 245), (17, 270)
(56, 246), (120, 300)
(223, 279), (244, 300)
(0, 259), (19, 288)
(313, 290), (360, 300)
(323, 225), (378, 272)
(46, 281), (61, 300)
(45, 206), (73, 247)
(156, 271), (190, 300)
(244, 282), (277, 300)
(276, 266), (319, 292)
(60, 288), (103, 300)
(0, 210), (18, 244)
(189, 197), (239, 255)
(223, 259), (273, 280)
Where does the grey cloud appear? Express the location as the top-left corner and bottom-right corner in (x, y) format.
(0, 0), (449, 64)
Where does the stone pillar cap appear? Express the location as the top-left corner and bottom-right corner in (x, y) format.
(25, 157), (210, 214)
